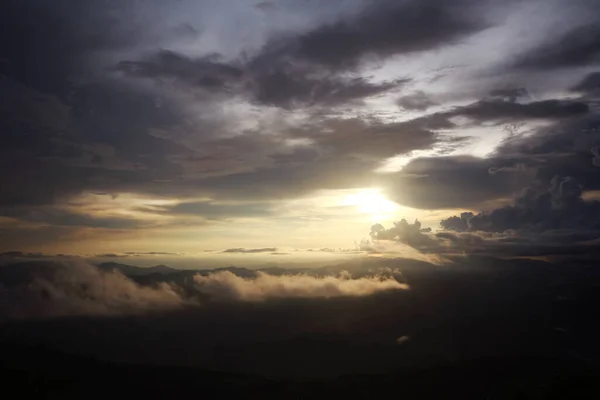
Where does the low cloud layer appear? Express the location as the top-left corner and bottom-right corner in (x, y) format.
(0, 259), (408, 320)
(223, 247), (278, 254)
(0, 260), (184, 320)
(192, 271), (408, 301)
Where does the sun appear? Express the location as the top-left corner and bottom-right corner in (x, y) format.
(342, 189), (398, 220)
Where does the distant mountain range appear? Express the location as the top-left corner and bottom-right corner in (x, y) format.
(98, 262), (179, 276)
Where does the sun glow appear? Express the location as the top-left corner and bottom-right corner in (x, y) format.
(342, 189), (399, 220)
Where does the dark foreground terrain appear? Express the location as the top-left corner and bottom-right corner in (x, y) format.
(1, 343), (598, 399)
(1, 255), (599, 398)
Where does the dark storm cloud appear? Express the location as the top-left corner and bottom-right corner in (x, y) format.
(383, 156), (531, 209)
(114, 0), (487, 109)
(450, 99), (589, 123)
(115, 49), (407, 109)
(3, 0), (600, 250)
(1, 0), (486, 225)
(571, 71), (600, 94)
(251, 71), (406, 109)
(0, 0), (157, 98)
(516, 22), (600, 70)
(0, 0), (195, 210)
(441, 176), (600, 236)
(256, 0), (486, 70)
(384, 88), (600, 210)
(115, 50), (245, 92)
(293, 116), (443, 159)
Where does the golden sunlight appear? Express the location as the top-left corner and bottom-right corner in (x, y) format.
(342, 189), (399, 220)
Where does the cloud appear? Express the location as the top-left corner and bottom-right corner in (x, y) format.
(371, 177), (600, 255)
(383, 156), (529, 209)
(223, 247), (278, 254)
(571, 71), (600, 94)
(441, 176), (600, 236)
(3, 0), (600, 254)
(114, 0), (486, 109)
(157, 200), (273, 220)
(251, 71), (405, 109)
(116, 50), (407, 109)
(397, 91), (437, 111)
(255, 0), (486, 71)
(0, 259), (185, 320)
(291, 115), (448, 159)
(115, 50), (245, 93)
(0, 207), (142, 229)
(450, 99), (589, 123)
(440, 212), (475, 232)
(192, 270), (408, 301)
(515, 22), (600, 70)
(254, 1), (276, 11)
(370, 220), (434, 249)
(0, 258), (413, 319)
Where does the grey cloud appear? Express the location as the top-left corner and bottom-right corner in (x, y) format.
(441, 176), (600, 238)
(252, 71), (406, 108)
(385, 100), (600, 210)
(115, 50), (245, 92)
(383, 156), (530, 209)
(293, 115), (447, 159)
(0, 251), (48, 259)
(256, 0), (486, 71)
(156, 201), (273, 220)
(116, 49), (406, 109)
(0, 207), (142, 229)
(115, 0), (486, 108)
(223, 247), (278, 254)
(593, 146), (600, 167)
(397, 91), (437, 111)
(123, 251), (182, 256)
(370, 219), (435, 249)
(488, 163), (535, 175)
(254, 1), (276, 11)
(450, 99), (589, 123)
(571, 71), (600, 94)
(440, 212), (475, 232)
(488, 88), (529, 103)
(0, 259), (186, 320)
(516, 23), (600, 70)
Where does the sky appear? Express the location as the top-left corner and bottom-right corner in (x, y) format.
(1, 0), (600, 264)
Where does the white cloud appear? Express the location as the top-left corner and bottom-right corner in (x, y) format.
(192, 270), (408, 301)
(0, 260), (184, 320)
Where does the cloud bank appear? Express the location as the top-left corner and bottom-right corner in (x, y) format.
(192, 270), (408, 302)
(0, 260), (408, 319)
(0, 260), (184, 320)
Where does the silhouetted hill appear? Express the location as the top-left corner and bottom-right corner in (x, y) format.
(1, 342), (598, 399)
(98, 262), (178, 276)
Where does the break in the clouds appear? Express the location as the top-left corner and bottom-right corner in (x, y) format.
(1, 0), (600, 256)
